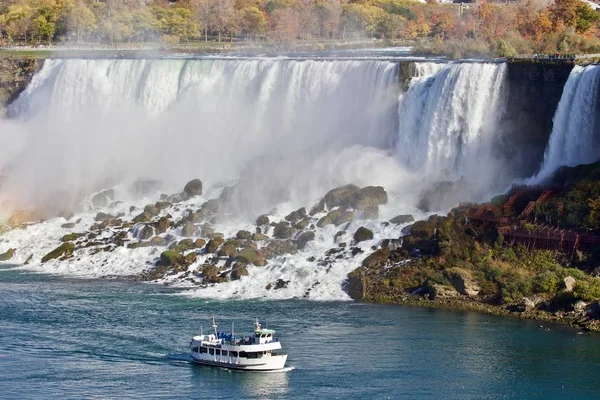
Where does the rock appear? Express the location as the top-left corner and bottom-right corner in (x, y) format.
(362, 206), (379, 220)
(346, 269), (366, 300)
(133, 212), (151, 223)
(201, 264), (225, 283)
(574, 300), (588, 313)
(327, 208), (342, 223)
(206, 237), (225, 253)
(127, 241), (151, 249)
(154, 216), (171, 234)
(23, 254), (33, 265)
(251, 233), (268, 241)
(95, 212), (113, 222)
(158, 250), (185, 267)
(201, 224), (215, 237)
(61, 233), (83, 242)
(261, 240), (298, 259)
(562, 276), (576, 292)
(236, 230), (252, 240)
(334, 211), (355, 226)
(169, 239), (195, 253)
(295, 218), (310, 230)
(517, 297), (536, 312)
(218, 242), (237, 258)
(352, 186), (388, 210)
(144, 205), (160, 217)
(274, 278), (290, 290)
(202, 199), (222, 214)
(309, 199), (325, 215)
(317, 216), (332, 228)
(41, 243), (75, 263)
(61, 223), (76, 229)
(135, 225), (154, 240)
(150, 236), (166, 246)
(334, 231), (346, 242)
(183, 179), (203, 197)
(445, 268), (480, 297)
(390, 214), (415, 225)
(297, 231), (315, 250)
(231, 263), (249, 280)
(0, 248), (16, 261)
(429, 284), (459, 300)
(285, 208), (307, 222)
(324, 184), (360, 208)
(155, 201), (170, 210)
(273, 222), (294, 239)
(354, 227), (374, 243)
(91, 189), (115, 208)
(362, 247), (389, 268)
(256, 215), (270, 226)
(8, 210), (43, 226)
(194, 239), (206, 249)
(182, 222), (197, 237)
(207, 232), (224, 239)
(236, 248), (264, 266)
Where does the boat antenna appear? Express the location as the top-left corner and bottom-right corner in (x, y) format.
(211, 317), (218, 336)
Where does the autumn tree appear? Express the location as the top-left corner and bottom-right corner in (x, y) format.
(67, 1), (96, 42)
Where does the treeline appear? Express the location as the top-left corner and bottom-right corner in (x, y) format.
(0, 0), (599, 56)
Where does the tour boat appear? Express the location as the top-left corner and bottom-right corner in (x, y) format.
(189, 318), (287, 371)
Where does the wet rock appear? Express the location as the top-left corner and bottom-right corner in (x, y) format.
(295, 218), (310, 230)
(158, 250), (185, 266)
(362, 247), (389, 268)
(133, 212), (152, 223)
(41, 243), (75, 263)
(194, 239), (206, 249)
(207, 232), (224, 239)
(324, 184), (360, 208)
(334, 211), (355, 226)
(317, 216), (332, 228)
(95, 212), (113, 222)
(169, 239), (195, 253)
(380, 238), (403, 251)
(154, 216), (171, 234)
(144, 205), (160, 217)
(236, 248), (265, 266)
(231, 263), (249, 280)
(516, 297), (536, 312)
(390, 214), (415, 225)
(155, 201), (170, 210)
(352, 186), (388, 210)
(236, 230), (252, 240)
(256, 215), (270, 226)
(183, 179), (203, 197)
(309, 199), (325, 215)
(182, 222), (197, 237)
(362, 206), (379, 220)
(23, 254), (33, 265)
(251, 233), (268, 241)
(274, 222), (294, 239)
(206, 237), (225, 253)
(91, 189), (115, 208)
(274, 279), (290, 290)
(201, 224), (215, 237)
(150, 236), (166, 246)
(334, 231), (346, 242)
(327, 208), (343, 223)
(61, 222), (76, 229)
(353, 227), (373, 243)
(297, 231), (315, 250)
(127, 241), (151, 249)
(285, 208), (307, 223)
(261, 240), (298, 259)
(201, 264), (227, 284)
(218, 242), (237, 258)
(562, 276), (576, 292)
(201, 199), (223, 214)
(136, 225), (154, 240)
(61, 233), (83, 242)
(0, 248), (16, 261)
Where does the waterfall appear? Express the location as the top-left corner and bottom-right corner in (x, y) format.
(395, 62), (508, 184)
(533, 65), (600, 181)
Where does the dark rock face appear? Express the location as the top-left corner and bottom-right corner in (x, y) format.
(324, 184), (361, 208)
(256, 215), (270, 226)
(273, 222), (295, 239)
(354, 227), (374, 243)
(231, 263), (249, 280)
(0, 57), (39, 112)
(297, 231), (316, 250)
(182, 222), (197, 237)
(0, 248), (16, 261)
(41, 243), (75, 263)
(183, 179), (203, 197)
(390, 215), (414, 225)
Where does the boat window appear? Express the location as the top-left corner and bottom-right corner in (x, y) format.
(216, 349), (221, 356)
(239, 351), (247, 358)
(209, 348), (214, 355)
(200, 347), (208, 354)
(222, 350), (228, 356)
(191, 347), (199, 353)
(230, 351), (238, 357)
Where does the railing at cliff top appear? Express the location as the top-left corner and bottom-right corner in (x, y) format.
(508, 53), (600, 62)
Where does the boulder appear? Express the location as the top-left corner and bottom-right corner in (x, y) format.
(273, 222), (295, 239)
(91, 189), (115, 208)
(158, 250), (185, 266)
(334, 231), (346, 242)
(236, 230), (252, 240)
(334, 211), (355, 226)
(236, 248), (264, 266)
(295, 218), (310, 230)
(206, 237), (225, 253)
(261, 240), (298, 259)
(41, 243), (75, 263)
(361, 247), (389, 268)
(285, 208), (307, 222)
(390, 215), (415, 225)
(61, 222), (76, 229)
(256, 215), (270, 226)
(170, 239), (195, 253)
(362, 206), (379, 220)
(136, 225), (154, 240)
(351, 186), (388, 210)
(562, 276), (576, 292)
(354, 227), (374, 243)
(154, 216), (171, 234)
(61, 233), (83, 242)
(218, 242), (237, 258)
(316, 216), (333, 228)
(251, 232), (268, 241)
(95, 212), (113, 222)
(150, 236), (166, 246)
(183, 179), (203, 197)
(0, 248), (16, 261)
(144, 205), (160, 217)
(346, 269), (366, 300)
(327, 209), (343, 223)
(516, 297), (536, 312)
(201, 264), (227, 284)
(445, 268), (480, 297)
(133, 212), (152, 223)
(324, 184), (360, 208)
(297, 231), (315, 250)
(231, 263), (249, 280)
(155, 201), (170, 210)
(194, 239), (206, 249)
(274, 278), (290, 290)
(429, 284), (459, 300)
(182, 222), (197, 237)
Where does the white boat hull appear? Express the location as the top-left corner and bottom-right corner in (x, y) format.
(190, 353), (288, 371)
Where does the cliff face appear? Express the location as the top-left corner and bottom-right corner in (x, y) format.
(0, 57), (40, 114)
(497, 61), (573, 177)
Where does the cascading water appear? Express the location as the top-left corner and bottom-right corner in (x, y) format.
(0, 57), (524, 300)
(532, 65), (600, 181)
(396, 62), (508, 187)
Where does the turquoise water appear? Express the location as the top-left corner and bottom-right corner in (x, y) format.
(1, 266), (600, 399)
